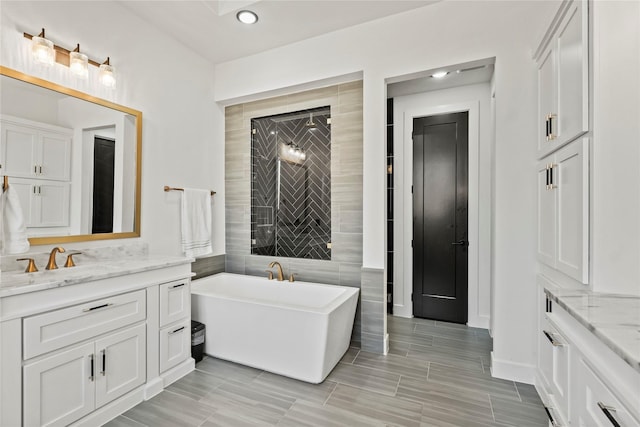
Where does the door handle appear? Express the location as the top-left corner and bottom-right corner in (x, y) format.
(451, 240), (468, 247)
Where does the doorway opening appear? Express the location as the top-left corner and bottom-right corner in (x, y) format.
(385, 57), (495, 329)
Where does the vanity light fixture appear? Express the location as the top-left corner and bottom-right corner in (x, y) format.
(24, 28), (116, 87)
(30, 28), (55, 66)
(69, 44), (89, 78)
(237, 10), (258, 24)
(431, 71), (449, 79)
(99, 57), (116, 88)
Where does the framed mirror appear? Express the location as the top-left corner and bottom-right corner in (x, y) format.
(0, 66), (142, 246)
(250, 106), (331, 260)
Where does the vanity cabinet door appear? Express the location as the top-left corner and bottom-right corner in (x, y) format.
(574, 357), (640, 427)
(1, 122), (38, 178)
(0, 122), (72, 181)
(159, 280), (190, 327)
(23, 342), (95, 427)
(33, 181), (70, 227)
(95, 324), (146, 408)
(159, 318), (191, 373)
(39, 131), (71, 181)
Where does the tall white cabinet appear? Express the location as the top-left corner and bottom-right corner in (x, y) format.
(534, 2), (640, 426)
(535, 0), (590, 284)
(0, 115), (73, 235)
(536, 138), (589, 284)
(536, 0), (589, 159)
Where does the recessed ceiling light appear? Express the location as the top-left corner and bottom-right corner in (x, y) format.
(237, 10), (258, 24)
(431, 71), (449, 79)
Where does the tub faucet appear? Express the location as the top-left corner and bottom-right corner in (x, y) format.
(46, 246), (66, 270)
(268, 261), (284, 281)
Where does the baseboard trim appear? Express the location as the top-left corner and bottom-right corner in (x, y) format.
(70, 386), (144, 427)
(383, 333), (389, 355)
(162, 357), (195, 388)
(468, 315), (490, 330)
(490, 352), (537, 384)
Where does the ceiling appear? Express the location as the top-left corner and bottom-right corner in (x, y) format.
(117, 0), (437, 65)
(387, 58), (496, 98)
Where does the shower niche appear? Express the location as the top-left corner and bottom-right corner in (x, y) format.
(251, 106), (331, 260)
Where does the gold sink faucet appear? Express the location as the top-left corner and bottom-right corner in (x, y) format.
(46, 246), (66, 270)
(268, 261), (284, 281)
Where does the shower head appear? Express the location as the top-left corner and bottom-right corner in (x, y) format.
(305, 113), (317, 129)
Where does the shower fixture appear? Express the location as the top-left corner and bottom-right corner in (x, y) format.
(305, 113), (317, 129)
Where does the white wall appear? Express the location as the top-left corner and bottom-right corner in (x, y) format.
(590, 0), (640, 296)
(392, 83), (492, 329)
(214, 1), (557, 382)
(0, 1), (223, 256)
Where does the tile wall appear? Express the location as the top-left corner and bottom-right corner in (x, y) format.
(224, 81), (368, 345)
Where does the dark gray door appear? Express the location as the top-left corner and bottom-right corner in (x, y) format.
(92, 137), (115, 234)
(412, 112), (468, 324)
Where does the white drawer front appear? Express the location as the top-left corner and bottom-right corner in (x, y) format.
(159, 318), (190, 373)
(24, 290), (146, 360)
(544, 315), (571, 419)
(576, 359), (639, 427)
(159, 280), (190, 327)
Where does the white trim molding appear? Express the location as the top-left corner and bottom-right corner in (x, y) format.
(392, 86), (492, 329)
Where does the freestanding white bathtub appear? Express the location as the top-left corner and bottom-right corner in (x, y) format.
(191, 272), (359, 383)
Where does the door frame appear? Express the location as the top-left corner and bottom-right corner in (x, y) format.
(394, 100), (488, 328)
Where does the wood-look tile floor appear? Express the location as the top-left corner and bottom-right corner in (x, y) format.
(105, 316), (547, 427)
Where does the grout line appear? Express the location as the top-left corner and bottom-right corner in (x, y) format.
(321, 381), (339, 406)
(489, 393), (497, 422)
(514, 381), (523, 402)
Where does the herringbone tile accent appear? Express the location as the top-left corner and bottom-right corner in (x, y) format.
(251, 107), (331, 259)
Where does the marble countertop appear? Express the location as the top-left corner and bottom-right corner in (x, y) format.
(1, 247), (193, 298)
(545, 287), (640, 374)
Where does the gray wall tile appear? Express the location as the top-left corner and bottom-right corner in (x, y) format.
(361, 268), (384, 302)
(192, 254), (225, 280)
(224, 81), (386, 352)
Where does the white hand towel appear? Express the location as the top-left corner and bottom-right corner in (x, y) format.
(180, 188), (212, 258)
(1, 186), (30, 254)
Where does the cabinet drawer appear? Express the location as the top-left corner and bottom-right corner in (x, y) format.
(159, 318), (190, 373)
(159, 280), (190, 327)
(543, 315), (570, 420)
(575, 358), (640, 427)
(24, 290), (146, 359)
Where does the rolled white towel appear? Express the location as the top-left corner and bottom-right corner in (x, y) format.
(2, 186), (30, 254)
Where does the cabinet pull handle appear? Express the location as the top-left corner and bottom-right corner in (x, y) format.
(548, 113), (556, 140)
(543, 330), (564, 347)
(39, 165), (42, 174)
(32, 186), (36, 194)
(82, 303), (114, 312)
(549, 164), (554, 188)
(101, 350), (106, 376)
(544, 406), (561, 427)
(169, 326), (185, 335)
(597, 402), (621, 427)
(170, 283), (185, 289)
(89, 354), (94, 381)
(546, 165), (550, 188)
(38, 186), (41, 195)
(34, 165), (37, 174)
(545, 116), (550, 139)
